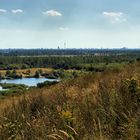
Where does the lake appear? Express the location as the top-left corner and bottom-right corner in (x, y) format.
(0, 86), (8, 91)
(0, 78), (58, 87)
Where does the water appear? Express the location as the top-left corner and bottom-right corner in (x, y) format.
(0, 86), (6, 91)
(0, 78), (58, 87)
(0, 86), (8, 91)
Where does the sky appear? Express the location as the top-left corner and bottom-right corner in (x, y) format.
(0, 0), (140, 49)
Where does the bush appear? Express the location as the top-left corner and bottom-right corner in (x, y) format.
(37, 81), (59, 88)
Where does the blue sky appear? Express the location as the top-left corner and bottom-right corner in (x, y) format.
(0, 0), (140, 49)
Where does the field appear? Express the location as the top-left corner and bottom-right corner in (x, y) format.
(1, 61), (140, 139)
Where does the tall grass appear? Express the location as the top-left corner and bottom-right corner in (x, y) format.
(1, 62), (140, 139)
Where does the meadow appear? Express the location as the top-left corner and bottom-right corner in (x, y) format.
(1, 61), (140, 139)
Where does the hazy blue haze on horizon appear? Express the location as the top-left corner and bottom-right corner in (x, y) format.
(0, 0), (140, 49)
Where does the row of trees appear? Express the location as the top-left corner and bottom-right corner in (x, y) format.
(0, 69), (66, 79)
(0, 70), (22, 79)
(1, 48), (140, 56)
(0, 54), (138, 70)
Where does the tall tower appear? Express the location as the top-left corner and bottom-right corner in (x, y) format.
(64, 42), (66, 49)
(57, 46), (60, 49)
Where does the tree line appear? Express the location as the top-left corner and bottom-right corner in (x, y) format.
(0, 48), (140, 56)
(0, 54), (139, 70)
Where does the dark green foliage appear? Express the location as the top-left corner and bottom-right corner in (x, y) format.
(0, 83), (28, 96)
(37, 81), (59, 88)
(0, 48), (140, 56)
(5, 70), (22, 79)
(34, 71), (40, 78)
(0, 50), (139, 71)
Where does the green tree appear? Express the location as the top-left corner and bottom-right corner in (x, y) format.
(34, 71), (40, 78)
(6, 70), (11, 76)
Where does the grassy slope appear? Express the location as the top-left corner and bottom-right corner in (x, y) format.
(1, 62), (140, 139)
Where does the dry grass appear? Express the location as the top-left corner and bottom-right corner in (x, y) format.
(0, 68), (53, 77)
(1, 62), (140, 139)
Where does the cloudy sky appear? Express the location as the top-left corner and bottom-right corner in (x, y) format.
(0, 0), (140, 49)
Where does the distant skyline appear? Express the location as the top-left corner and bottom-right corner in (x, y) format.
(0, 0), (140, 49)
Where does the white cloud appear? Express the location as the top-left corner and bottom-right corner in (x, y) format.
(102, 11), (127, 23)
(59, 27), (69, 31)
(43, 10), (62, 17)
(11, 9), (23, 14)
(0, 9), (7, 13)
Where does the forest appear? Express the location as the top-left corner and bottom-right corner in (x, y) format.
(0, 48), (140, 56)
(0, 49), (139, 70)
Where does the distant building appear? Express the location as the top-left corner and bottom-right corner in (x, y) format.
(94, 53), (110, 56)
(121, 47), (127, 50)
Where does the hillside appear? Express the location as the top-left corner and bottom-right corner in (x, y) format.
(1, 62), (140, 139)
